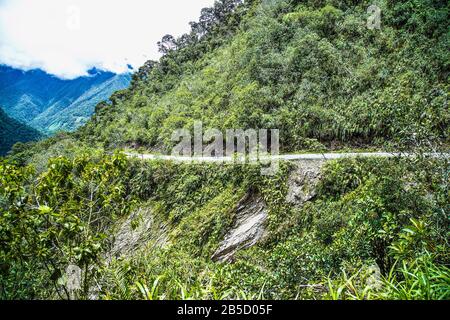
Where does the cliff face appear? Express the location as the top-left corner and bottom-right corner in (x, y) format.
(108, 160), (325, 264)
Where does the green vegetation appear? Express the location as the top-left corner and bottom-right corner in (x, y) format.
(0, 108), (43, 156)
(0, 153), (133, 299)
(0, 0), (449, 300)
(1, 153), (448, 300)
(78, 0), (449, 152)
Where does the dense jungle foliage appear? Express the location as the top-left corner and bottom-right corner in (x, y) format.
(0, 0), (449, 300)
(76, 0), (449, 152)
(1, 153), (448, 299)
(0, 108), (42, 156)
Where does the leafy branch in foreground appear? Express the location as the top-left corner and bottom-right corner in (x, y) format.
(0, 153), (134, 299)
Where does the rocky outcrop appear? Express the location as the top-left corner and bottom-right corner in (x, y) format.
(366, 263), (383, 290)
(212, 194), (268, 263)
(109, 207), (168, 259)
(212, 161), (326, 263)
(286, 160), (325, 207)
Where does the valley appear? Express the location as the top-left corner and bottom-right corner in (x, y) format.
(0, 65), (131, 135)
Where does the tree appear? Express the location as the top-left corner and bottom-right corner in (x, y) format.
(0, 152), (134, 299)
(132, 60), (158, 83)
(158, 34), (177, 55)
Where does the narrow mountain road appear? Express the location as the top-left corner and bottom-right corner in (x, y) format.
(125, 152), (447, 163)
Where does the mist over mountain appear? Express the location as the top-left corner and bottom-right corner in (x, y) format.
(0, 65), (131, 134)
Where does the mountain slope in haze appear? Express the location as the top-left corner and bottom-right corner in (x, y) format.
(30, 73), (132, 133)
(0, 107), (43, 156)
(0, 65), (131, 133)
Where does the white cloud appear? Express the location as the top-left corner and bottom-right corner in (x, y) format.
(0, 0), (215, 79)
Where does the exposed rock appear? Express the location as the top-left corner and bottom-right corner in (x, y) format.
(109, 207), (168, 259)
(366, 263), (383, 290)
(212, 194), (268, 263)
(286, 160), (325, 207)
(212, 162), (325, 263)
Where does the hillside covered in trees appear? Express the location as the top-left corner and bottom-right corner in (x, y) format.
(77, 0), (448, 152)
(0, 107), (42, 156)
(0, 0), (449, 300)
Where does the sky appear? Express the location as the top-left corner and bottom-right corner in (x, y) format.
(0, 0), (215, 79)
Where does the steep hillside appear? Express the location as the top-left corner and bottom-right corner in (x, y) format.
(1, 0), (449, 301)
(0, 66), (131, 133)
(80, 0), (449, 152)
(0, 107), (42, 156)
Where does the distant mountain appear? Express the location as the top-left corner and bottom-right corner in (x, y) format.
(0, 65), (131, 133)
(0, 107), (42, 156)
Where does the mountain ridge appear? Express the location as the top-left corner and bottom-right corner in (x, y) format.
(0, 65), (131, 134)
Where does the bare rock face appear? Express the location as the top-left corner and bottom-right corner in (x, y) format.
(366, 263), (383, 290)
(212, 162), (325, 263)
(212, 194), (268, 263)
(286, 161), (325, 207)
(109, 207), (168, 259)
(90, 208), (168, 299)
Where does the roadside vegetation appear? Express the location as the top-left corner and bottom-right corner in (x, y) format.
(1, 0), (448, 300)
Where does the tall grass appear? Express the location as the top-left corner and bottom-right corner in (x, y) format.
(326, 255), (450, 300)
